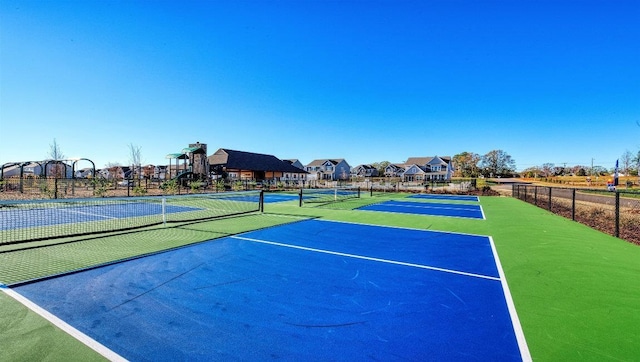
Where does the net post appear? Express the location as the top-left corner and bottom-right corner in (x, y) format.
(299, 188), (303, 207)
(162, 197), (167, 226)
(259, 190), (265, 213)
(358, 187), (361, 198)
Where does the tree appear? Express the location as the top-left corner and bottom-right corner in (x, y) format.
(48, 138), (66, 178)
(128, 143), (143, 181)
(521, 166), (543, 178)
(452, 152), (481, 177)
(371, 161), (391, 176)
(633, 150), (640, 177)
(620, 150), (633, 175)
(480, 150), (516, 177)
(541, 163), (554, 177)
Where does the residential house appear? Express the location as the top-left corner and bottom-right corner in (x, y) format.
(208, 148), (307, 183)
(383, 164), (406, 178)
(402, 164), (427, 182)
(74, 168), (94, 178)
(404, 156), (454, 181)
(1, 162), (27, 178)
(305, 159), (351, 181)
(283, 159), (307, 183)
(141, 164), (168, 180)
(98, 166), (131, 180)
(351, 164), (379, 178)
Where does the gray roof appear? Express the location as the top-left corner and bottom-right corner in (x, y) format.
(208, 149), (308, 173)
(306, 159), (345, 167)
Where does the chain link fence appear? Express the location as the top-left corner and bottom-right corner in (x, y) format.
(513, 184), (640, 245)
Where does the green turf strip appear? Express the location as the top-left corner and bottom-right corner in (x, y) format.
(2, 193), (640, 361)
(0, 290), (107, 361)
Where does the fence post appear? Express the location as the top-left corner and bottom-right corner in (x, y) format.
(572, 188), (576, 221)
(523, 185), (528, 203)
(615, 191), (620, 238)
(534, 186), (538, 205)
(548, 187), (552, 211)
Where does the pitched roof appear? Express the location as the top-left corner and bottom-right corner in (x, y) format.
(405, 156), (451, 166)
(306, 159), (345, 167)
(208, 149), (308, 173)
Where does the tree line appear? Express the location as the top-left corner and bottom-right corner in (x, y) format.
(370, 150), (518, 179)
(520, 149), (640, 178)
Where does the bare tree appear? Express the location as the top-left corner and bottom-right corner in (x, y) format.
(620, 150), (633, 175)
(541, 163), (555, 178)
(128, 143), (143, 182)
(48, 138), (66, 178)
(48, 138), (65, 160)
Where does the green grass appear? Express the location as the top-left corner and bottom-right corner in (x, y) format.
(2, 193), (640, 360)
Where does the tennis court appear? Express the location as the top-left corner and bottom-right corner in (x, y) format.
(11, 219), (528, 361)
(409, 194), (480, 202)
(5, 192), (640, 361)
(357, 200), (485, 219)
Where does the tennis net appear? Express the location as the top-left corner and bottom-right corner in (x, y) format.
(300, 186), (360, 205)
(0, 190), (263, 245)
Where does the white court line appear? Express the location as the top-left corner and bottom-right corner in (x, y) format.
(378, 202), (482, 212)
(59, 208), (119, 220)
(234, 223), (530, 361)
(231, 235), (500, 281)
(488, 236), (532, 361)
(412, 195), (480, 202)
(1, 286), (128, 362)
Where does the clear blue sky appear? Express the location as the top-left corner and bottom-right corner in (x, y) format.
(1, 0), (639, 172)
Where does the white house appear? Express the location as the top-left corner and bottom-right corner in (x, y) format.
(305, 159), (351, 181)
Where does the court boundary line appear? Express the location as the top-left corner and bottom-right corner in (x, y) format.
(1, 286), (127, 362)
(311, 216), (489, 238)
(357, 202), (486, 220)
(377, 201), (482, 212)
(488, 236), (532, 361)
(408, 194), (480, 202)
(236, 219), (530, 361)
(231, 235), (500, 281)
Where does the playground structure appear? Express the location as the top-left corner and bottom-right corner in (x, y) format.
(165, 142), (210, 185)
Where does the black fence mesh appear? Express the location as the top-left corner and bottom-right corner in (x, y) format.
(513, 184), (640, 245)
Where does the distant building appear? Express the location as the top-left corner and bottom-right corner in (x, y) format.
(305, 159), (351, 181)
(383, 156), (454, 182)
(208, 148), (307, 183)
(351, 164), (379, 178)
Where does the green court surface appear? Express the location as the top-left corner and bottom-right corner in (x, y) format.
(2, 193), (640, 361)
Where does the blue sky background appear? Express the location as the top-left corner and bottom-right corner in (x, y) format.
(1, 0), (639, 172)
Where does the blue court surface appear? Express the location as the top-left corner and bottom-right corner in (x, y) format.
(263, 193), (298, 203)
(12, 219), (528, 361)
(225, 193), (298, 204)
(358, 200), (485, 219)
(409, 194), (480, 202)
(0, 203), (198, 230)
